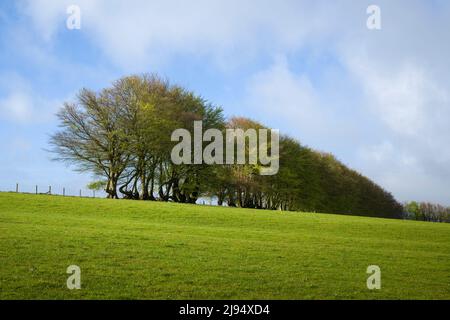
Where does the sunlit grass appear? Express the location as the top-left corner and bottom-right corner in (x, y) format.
(0, 192), (449, 299)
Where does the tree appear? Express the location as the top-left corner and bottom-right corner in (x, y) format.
(87, 180), (107, 191)
(49, 73), (404, 219)
(49, 87), (131, 198)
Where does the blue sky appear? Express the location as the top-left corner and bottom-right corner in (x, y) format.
(1, 0), (450, 204)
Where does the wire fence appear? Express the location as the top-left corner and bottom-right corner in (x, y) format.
(0, 183), (215, 205)
(0, 183), (106, 199)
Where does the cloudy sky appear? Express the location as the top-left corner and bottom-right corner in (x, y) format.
(0, 0), (449, 204)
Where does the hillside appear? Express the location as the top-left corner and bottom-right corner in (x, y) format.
(0, 192), (449, 299)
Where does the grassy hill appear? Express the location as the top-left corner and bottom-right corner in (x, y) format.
(0, 192), (449, 299)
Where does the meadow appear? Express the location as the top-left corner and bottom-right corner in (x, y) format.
(0, 192), (449, 299)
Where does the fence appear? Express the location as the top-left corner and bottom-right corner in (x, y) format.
(1, 183), (105, 199)
(1, 183), (212, 204)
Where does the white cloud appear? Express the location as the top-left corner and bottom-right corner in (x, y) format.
(245, 56), (323, 132)
(18, 0), (346, 70)
(0, 74), (60, 123)
(0, 92), (33, 122)
(344, 49), (450, 137)
(336, 2), (450, 204)
(13, 0), (450, 204)
(18, 0), (63, 42)
(357, 141), (450, 204)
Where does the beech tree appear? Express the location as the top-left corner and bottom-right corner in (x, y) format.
(49, 73), (403, 219)
(49, 87), (131, 198)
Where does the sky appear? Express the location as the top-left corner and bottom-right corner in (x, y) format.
(0, 0), (449, 204)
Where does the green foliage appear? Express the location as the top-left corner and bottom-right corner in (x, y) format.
(87, 180), (107, 191)
(50, 73), (403, 219)
(403, 201), (450, 223)
(213, 119), (403, 219)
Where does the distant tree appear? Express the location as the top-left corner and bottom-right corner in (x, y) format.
(87, 180), (107, 192)
(403, 201), (450, 223)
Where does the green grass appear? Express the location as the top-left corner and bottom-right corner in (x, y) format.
(0, 192), (449, 300)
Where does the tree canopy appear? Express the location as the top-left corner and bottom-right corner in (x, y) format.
(49, 74), (403, 219)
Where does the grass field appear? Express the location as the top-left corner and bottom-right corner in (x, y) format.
(0, 192), (449, 299)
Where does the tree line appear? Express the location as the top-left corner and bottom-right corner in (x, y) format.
(403, 201), (450, 223)
(49, 74), (403, 219)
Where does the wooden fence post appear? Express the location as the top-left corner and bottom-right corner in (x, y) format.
(36, 185), (38, 194)
(49, 186), (52, 195)
(63, 188), (65, 197)
(16, 183), (19, 193)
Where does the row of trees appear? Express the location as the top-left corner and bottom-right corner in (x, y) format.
(50, 74), (403, 219)
(403, 202), (450, 223)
